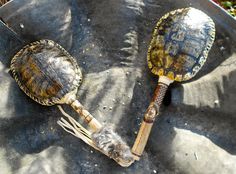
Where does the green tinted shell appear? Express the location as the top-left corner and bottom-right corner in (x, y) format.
(11, 40), (82, 106)
(147, 7), (215, 82)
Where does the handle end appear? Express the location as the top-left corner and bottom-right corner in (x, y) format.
(131, 121), (154, 160)
(132, 152), (141, 161)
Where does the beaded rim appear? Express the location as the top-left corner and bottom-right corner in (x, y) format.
(147, 7), (216, 82)
(10, 39), (83, 106)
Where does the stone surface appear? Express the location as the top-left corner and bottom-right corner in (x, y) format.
(0, 0), (235, 173)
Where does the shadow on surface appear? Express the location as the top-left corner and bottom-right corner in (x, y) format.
(0, 0), (236, 173)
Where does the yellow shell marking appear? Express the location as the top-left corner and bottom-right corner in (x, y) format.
(147, 7), (215, 82)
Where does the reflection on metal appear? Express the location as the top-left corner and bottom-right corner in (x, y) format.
(0, 20), (24, 43)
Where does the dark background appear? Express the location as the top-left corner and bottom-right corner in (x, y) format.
(0, 0), (236, 173)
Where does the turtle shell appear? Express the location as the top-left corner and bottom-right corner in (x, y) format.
(11, 40), (82, 106)
(147, 7), (215, 82)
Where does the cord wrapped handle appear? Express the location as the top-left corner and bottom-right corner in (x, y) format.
(71, 100), (102, 132)
(132, 77), (171, 160)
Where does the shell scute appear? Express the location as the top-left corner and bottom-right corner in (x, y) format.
(148, 7), (215, 81)
(11, 40), (82, 105)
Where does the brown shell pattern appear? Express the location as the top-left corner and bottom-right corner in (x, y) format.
(11, 40), (82, 106)
(147, 7), (215, 82)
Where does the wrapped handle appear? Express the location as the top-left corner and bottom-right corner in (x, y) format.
(132, 76), (172, 160)
(71, 100), (102, 131)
